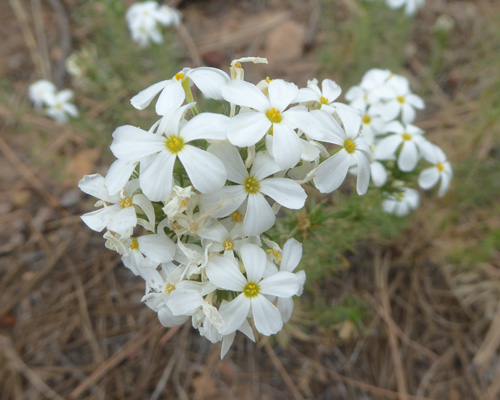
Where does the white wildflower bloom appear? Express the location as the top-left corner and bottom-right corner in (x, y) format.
(162, 185), (196, 220)
(110, 104), (228, 201)
(295, 78), (343, 113)
(219, 317), (255, 359)
(375, 75), (424, 123)
(382, 188), (420, 217)
(44, 89), (79, 123)
(375, 121), (427, 172)
(205, 244), (299, 336)
(200, 220), (259, 256)
(360, 107), (386, 146)
(79, 175), (155, 236)
(201, 143), (307, 236)
(345, 69), (393, 111)
(418, 143), (453, 197)
(221, 79), (323, 169)
(29, 79), (56, 108)
(131, 67), (230, 115)
(312, 108), (371, 195)
(386, 0), (425, 16)
(156, 5), (182, 27)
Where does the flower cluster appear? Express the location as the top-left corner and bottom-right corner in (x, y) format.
(79, 57), (376, 357)
(385, 0), (425, 15)
(345, 68), (452, 216)
(126, 1), (181, 47)
(28, 79), (79, 124)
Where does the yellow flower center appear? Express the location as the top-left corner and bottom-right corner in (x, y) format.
(165, 284), (175, 294)
(436, 162), (444, 172)
(397, 96), (406, 104)
(266, 249), (282, 262)
(344, 139), (356, 154)
(243, 282), (260, 298)
(243, 176), (260, 194)
(362, 114), (371, 124)
(395, 193), (404, 200)
(402, 132), (412, 141)
(55, 103), (63, 110)
(130, 238), (139, 250)
(174, 72), (185, 81)
(234, 62), (242, 68)
(120, 198), (133, 208)
(319, 96), (329, 105)
(231, 211), (244, 222)
(223, 239), (234, 251)
(265, 108), (282, 124)
(266, 76), (272, 83)
(165, 135), (185, 154)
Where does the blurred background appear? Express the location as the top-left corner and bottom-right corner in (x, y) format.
(1, 0), (499, 399)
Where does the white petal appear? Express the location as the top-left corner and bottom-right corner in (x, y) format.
(105, 160), (136, 196)
(295, 87), (319, 103)
(271, 123), (302, 169)
(277, 297), (294, 323)
(155, 80), (185, 115)
(313, 151), (351, 193)
(187, 67), (230, 100)
(227, 112), (271, 147)
(378, 101), (401, 121)
(259, 178), (307, 209)
(178, 145), (227, 193)
(240, 243), (267, 282)
(268, 79), (299, 111)
(243, 193), (275, 236)
(132, 193), (155, 230)
(354, 152), (371, 195)
(110, 125), (164, 161)
(398, 141), (418, 172)
(206, 255), (246, 291)
(220, 80), (270, 112)
(107, 206), (137, 236)
(418, 168), (439, 189)
(322, 79), (342, 102)
(165, 289), (204, 316)
(250, 151), (281, 180)
(219, 294), (251, 334)
(310, 110), (344, 144)
(337, 107), (362, 138)
(407, 94), (425, 109)
(251, 295), (283, 336)
(140, 152), (176, 201)
(130, 79), (170, 110)
(208, 143), (247, 184)
(259, 271), (299, 297)
(285, 108), (328, 141)
(137, 234), (176, 263)
(281, 238), (302, 272)
(374, 135), (402, 160)
(401, 104), (416, 124)
(370, 161), (387, 187)
(158, 306), (189, 328)
(78, 174), (110, 201)
(181, 113), (229, 142)
(200, 186), (247, 218)
(81, 206), (118, 232)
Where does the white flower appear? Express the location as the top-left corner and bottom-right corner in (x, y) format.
(156, 5), (182, 27)
(205, 244), (299, 336)
(131, 67), (230, 115)
(221, 79), (322, 169)
(382, 188), (420, 217)
(374, 121), (427, 172)
(29, 80), (56, 108)
(386, 0), (425, 15)
(110, 104), (228, 201)
(200, 143), (307, 236)
(79, 174), (155, 236)
(345, 69), (393, 111)
(295, 78), (342, 113)
(418, 143), (452, 197)
(44, 89), (79, 123)
(312, 108), (371, 195)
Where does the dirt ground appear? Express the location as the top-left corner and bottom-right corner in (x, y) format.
(1, 0), (500, 399)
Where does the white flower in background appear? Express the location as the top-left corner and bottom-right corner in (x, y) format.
(375, 121), (428, 172)
(156, 4), (182, 27)
(29, 79), (56, 108)
(360, 107), (386, 146)
(370, 159), (388, 187)
(43, 89), (79, 123)
(295, 78), (342, 113)
(221, 78), (322, 169)
(418, 143), (453, 197)
(131, 67), (230, 115)
(385, 0), (425, 16)
(382, 187), (420, 217)
(205, 244), (299, 336)
(345, 69), (393, 111)
(374, 75), (424, 123)
(313, 108), (371, 195)
(201, 143), (307, 236)
(110, 104), (228, 201)
(79, 175), (155, 236)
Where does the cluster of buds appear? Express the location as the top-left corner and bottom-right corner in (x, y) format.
(28, 80), (79, 124)
(345, 68), (452, 216)
(79, 58), (446, 357)
(126, 1), (181, 47)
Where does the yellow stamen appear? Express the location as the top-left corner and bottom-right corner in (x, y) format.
(165, 284), (175, 294)
(179, 198), (189, 208)
(165, 135), (185, 154)
(397, 96), (405, 104)
(175, 72), (185, 81)
(120, 198), (133, 208)
(231, 211), (244, 222)
(436, 162), (444, 172)
(362, 114), (371, 124)
(402, 133), (412, 141)
(319, 96), (329, 105)
(223, 239), (234, 251)
(266, 249), (282, 262)
(243, 282), (260, 298)
(243, 176), (260, 194)
(130, 238), (139, 250)
(234, 62), (242, 68)
(395, 193), (404, 200)
(344, 139), (356, 154)
(265, 108), (283, 124)
(266, 76), (272, 83)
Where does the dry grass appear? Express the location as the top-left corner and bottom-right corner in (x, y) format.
(1, 0), (499, 399)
